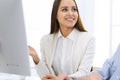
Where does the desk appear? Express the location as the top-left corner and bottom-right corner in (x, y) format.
(0, 73), (40, 80)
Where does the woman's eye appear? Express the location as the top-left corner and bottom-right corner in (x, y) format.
(72, 8), (78, 12)
(62, 8), (68, 12)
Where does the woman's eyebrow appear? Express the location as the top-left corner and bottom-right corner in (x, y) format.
(60, 6), (68, 9)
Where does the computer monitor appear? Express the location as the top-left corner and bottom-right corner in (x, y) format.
(0, 0), (31, 76)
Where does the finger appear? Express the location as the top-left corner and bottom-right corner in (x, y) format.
(65, 77), (71, 80)
(57, 74), (68, 80)
(28, 46), (37, 56)
(44, 74), (55, 79)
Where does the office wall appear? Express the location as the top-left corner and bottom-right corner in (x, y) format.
(76, 0), (94, 34)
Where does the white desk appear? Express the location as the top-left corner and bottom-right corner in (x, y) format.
(0, 73), (40, 80)
(0, 66), (40, 80)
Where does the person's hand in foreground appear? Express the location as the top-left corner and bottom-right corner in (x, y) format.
(78, 72), (102, 80)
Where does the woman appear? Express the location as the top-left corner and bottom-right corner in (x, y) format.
(29, 0), (95, 80)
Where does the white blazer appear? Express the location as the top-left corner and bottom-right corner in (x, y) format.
(36, 30), (95, 78)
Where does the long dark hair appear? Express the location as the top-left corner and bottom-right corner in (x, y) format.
(50, 0), (87, 34)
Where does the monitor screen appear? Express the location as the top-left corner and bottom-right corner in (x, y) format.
(0, 0), (31, 76)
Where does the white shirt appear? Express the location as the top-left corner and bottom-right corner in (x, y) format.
(53, 29), (75, 76)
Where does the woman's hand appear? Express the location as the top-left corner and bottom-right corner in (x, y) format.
(56, 74), (72, 80)
(28, 46), (39, 64)
(42, 74), (56, 80)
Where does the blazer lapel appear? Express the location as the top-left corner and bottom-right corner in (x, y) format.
(49, 34), (58, 66)
(72, 32), (86, 72)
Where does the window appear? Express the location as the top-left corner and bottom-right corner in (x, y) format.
(93, 0), (120, 67)
(93, 0), (111, 67)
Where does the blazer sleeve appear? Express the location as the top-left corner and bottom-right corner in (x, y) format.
(35, 37), (50, 78)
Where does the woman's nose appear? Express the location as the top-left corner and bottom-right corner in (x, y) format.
(67, 10), (73, 15)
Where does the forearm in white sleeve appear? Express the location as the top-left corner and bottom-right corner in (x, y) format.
(35, 60), (50, 78)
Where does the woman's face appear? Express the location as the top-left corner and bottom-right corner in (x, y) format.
(57, 0), (78, 29)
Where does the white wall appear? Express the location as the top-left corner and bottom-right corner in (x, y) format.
(76, 0), (95, 34)
(93, 0), (111, 67)
(22, 0), (54, 54)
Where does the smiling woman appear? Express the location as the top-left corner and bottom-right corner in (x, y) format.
(28, 0), (95, 80)
(22, 0), (120, 79)
(22, 0), (95, 58)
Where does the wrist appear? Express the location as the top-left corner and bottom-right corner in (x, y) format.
(71, 77), (77, 80)
(32, 55), (39, 64)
